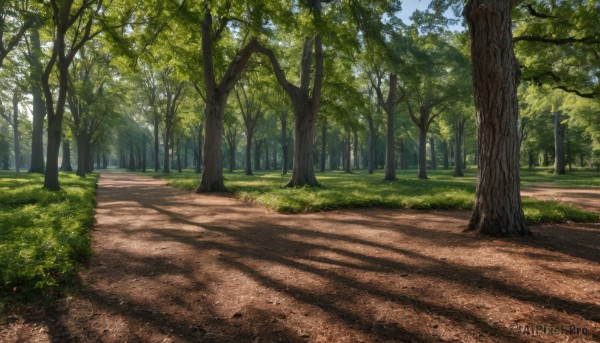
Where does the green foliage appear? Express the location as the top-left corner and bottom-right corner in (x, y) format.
(0, 172), (97, 301)
(150, 168), (599, 223)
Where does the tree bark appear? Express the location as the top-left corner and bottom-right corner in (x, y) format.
(76, 134), (86, 177)
(28, 25), (46, 173)
(554, 111), (565, 174)
(465, 0), (529, 236)
(164, 121), (171, 173)
(353, 129), (359, 169)
(383, 75), (398, 181)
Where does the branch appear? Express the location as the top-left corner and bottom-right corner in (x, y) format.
(255, 41), (298, 99)
(553, 86), (600, 98)
(522, 4), (556, 19)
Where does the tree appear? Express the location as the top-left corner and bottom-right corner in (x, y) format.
(464, 0), (530, 236)
(42, 0), (105, 190)
(235, 81), (263, 176)
(25, 17), (46, 173)
(257, 31), (324, 186)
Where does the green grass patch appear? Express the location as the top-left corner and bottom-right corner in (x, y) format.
(143, 168), (599, 224)
(0, 172), (98, 304)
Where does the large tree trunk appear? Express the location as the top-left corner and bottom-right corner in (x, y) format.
(554, 111), (565, 174)
(176, 137), (182, 172)
(11, 89), (20, 173)
(343, 128), (351, 172)
(320, 121), (327, 172)
(60, 139), (73, 171)
(29, 25), (46, 174)
(289, 96), (319, 186)
(265, 142), (270, 170)
(465, 0), (529, 236)
(383, 75), (398, 181)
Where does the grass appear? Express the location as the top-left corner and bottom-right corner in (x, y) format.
(145, 167), (600, 224)
(0, 172), (98, 306)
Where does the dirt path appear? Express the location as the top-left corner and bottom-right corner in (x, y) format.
(2, 172), (599, 342)
(522, 184), (600, 213)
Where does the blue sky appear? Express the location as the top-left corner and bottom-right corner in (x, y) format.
(397, 0), (465, 32)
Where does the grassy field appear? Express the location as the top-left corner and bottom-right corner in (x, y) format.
(144, 167), (600, 224)
(0, 172), (98, 305)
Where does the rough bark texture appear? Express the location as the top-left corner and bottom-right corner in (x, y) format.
(465, 0), (530, 236)
(554, 111), (565, 175)
(28, 25), (46, 173)
(153, 114), (160, 172)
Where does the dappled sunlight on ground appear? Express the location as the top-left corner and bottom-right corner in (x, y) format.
(2, 172), (598, 342)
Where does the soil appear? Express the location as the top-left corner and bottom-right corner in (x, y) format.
(1, 172), (599, 342)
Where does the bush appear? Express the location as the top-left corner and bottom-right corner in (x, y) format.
(0, 172), (97, 301)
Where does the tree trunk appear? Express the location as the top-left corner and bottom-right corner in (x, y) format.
(102, 152), (107, 169)
(28, 25), (46, 174)
(454, 122), (464, 177)
(320, 121), (327, 172)
(465, 0), (529, 236)
(184, 139), (189, 168)
(528, 150), (534, 169)
(383, 76), (397, 181)
(11, 89), (20, 172)
(429, 136), (436, 170)
(554, 111), (565, 175)
(228, 141), (236, 173)
(61, 139), (73, 171)
(76, 134), (86, 177)
(543, 150), (549, 166)
(153, 113), (160, 172)
(196, 124), (203, 173)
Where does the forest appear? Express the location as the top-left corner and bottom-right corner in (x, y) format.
(1, 0), (600, 342)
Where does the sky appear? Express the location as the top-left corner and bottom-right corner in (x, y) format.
(397, 0), (465, 32)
